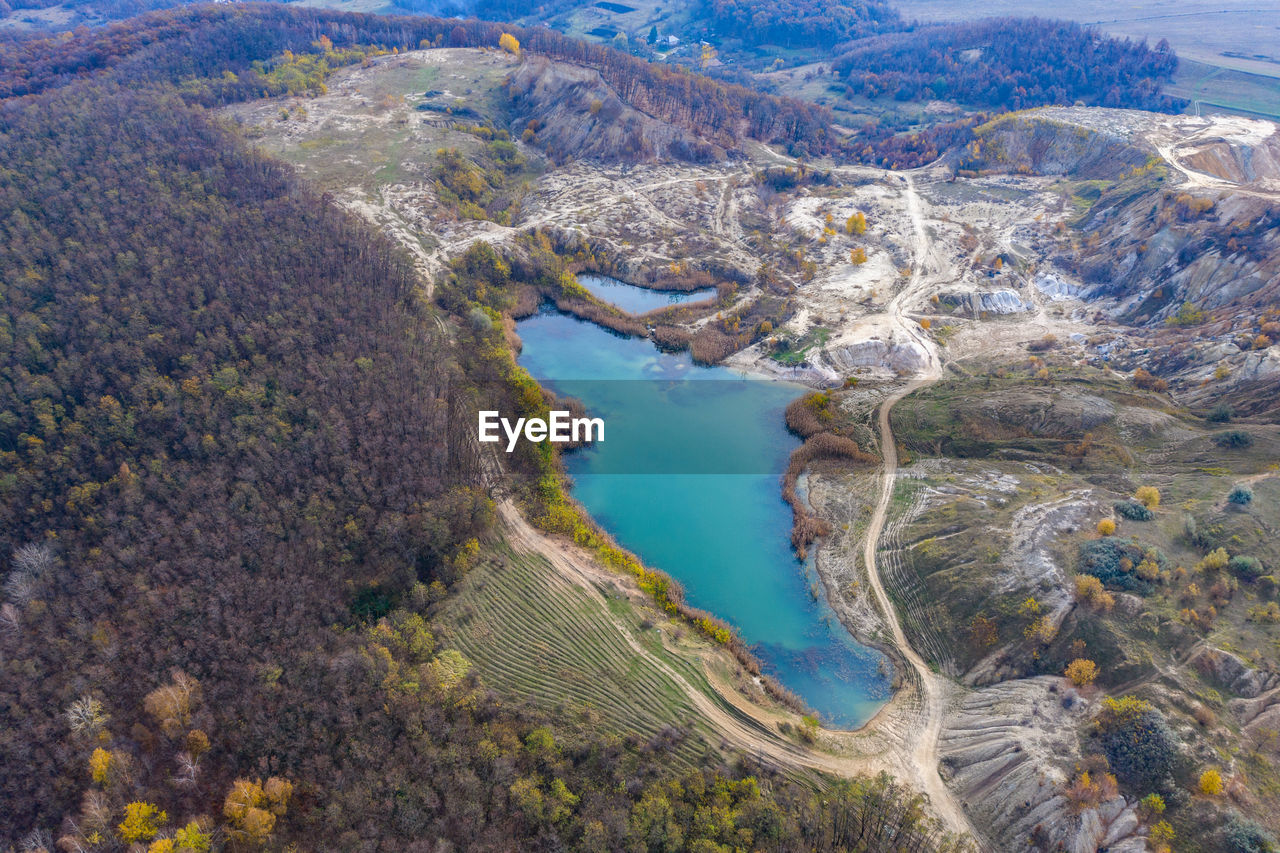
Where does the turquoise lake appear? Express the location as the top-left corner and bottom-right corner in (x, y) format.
(516, 305), (890, 727)
(577, 273), (716, 314)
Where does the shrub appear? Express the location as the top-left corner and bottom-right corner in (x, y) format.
(1150, 820), (1175, 852)
(1135, 486), (1161, 508)
(1097, 518), (1117, 535)
(1096, 696), (1180, 792)
(1028, 334), (1058, 352)
(1199, 547), (1230, 573)
(1222, 813), (1279, 853)
(1075, 575), (1115, 611)
(1198, 768), (1223, 795)
(1217, 430), (1253, 448)
(1065, 658), (1099, 686)
(1024, 615), (1058, 645)
(1138, 792), (1166, 819)
(1063, 770), (1118, 812)
(1133, 368), (1169, 391)
(1208, 404), (1234, 423)
(1167, 301), (1206, 326)
(1114, 500), (1153, 521)
(1078, 539), (1157, 593)
(1229, 555), (1264, 581)
(1228, 484), (1254, 505)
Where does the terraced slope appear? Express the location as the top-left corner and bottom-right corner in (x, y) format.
(436, 543), (722, 771)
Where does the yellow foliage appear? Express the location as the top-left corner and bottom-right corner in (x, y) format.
(224, 776), (291, 845)
(1135, 486), (1161, 508)
(845, 211), (866, 235)
(118, 802), (167, 843)
(499, 32), (521, 56)
(1149, 819), (1175, 851)
(262, 776), (294, 816)
(148, 839), (176, 853)
(186, 729), (210, 758)
(173, 821), (212, 852)
(1096, 518), (1115, 535)
(144, 671), (200, 738)
(1075, 574), (1104, 604)
(1198, 768), (1223, 795)
(89, 747), (112, 785)
(1065, 658), (1099, 686)
(1198, 547), (1229, 573)
(237, 807), (277, 845)
(850, 247), (867, 264)
(1024, 615), (1057, 645)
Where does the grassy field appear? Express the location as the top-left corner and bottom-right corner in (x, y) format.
(891, 0), (1280, 70)
(892, 0), (1280, 120)
(433, 543), (729, 771)
(1166, 58), (1280, 120)
(230, 50), (535, 193)
(883, 368), (1280, 669)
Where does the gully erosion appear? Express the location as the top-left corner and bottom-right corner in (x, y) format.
(506, 174), (972, 840)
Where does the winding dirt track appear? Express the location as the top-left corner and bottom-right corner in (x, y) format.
(495, 168), (979, 842)
(500, 500), (892, 778)
(852, 173), (974, 838)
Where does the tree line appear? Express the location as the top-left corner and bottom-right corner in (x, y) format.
(0, 7), (973, 850)
(0, 3), (843, 154)
(832, 17), (1184, 112)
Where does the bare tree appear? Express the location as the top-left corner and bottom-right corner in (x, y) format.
(5, 543), (54, 607)
(65, 697), (109, 737)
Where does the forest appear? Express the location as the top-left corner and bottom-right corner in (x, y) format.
(694, 0), (901, 49)
(832, 18), (1184, 112)
(0, 5), (975, 850)
(0, 3), (841, 154)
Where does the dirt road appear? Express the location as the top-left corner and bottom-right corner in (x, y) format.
(499, 499), (913, 780)
(851, 174), (975, 839)
(497, 170), (980, 842)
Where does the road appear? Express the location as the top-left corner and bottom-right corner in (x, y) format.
(852, 173), (975, 839)
(497, 169), (980, 842)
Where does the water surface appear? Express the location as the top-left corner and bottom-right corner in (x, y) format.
(578, 273), (716, 314)
(516, 302), (890, 727)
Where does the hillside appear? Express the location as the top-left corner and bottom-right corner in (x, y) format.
(0, 6), (978, 851)
(3, 1), (1280, 851)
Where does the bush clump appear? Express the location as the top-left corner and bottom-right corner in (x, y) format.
(1217, 430), (1253, 448)
(1229, 555), (1265, 581)
(1208, 404), (1234, 423)
(1114, 500), (1153, 521)
(1078, 539), (1159, 593)
(1095, 696), (1181, 793)
(1228, 484), (1254, 506)
(1222, 812), (1279, 853)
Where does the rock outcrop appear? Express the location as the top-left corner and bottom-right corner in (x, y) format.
(941, 678), (1148, 852)
(960, 112), (1153, 180)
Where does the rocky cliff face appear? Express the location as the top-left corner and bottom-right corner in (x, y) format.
(959, 110), (1280, 335)
(958, 113), (1153, 180)
(505, 57), (724, 164)
(1070, 184), (1280, 327)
